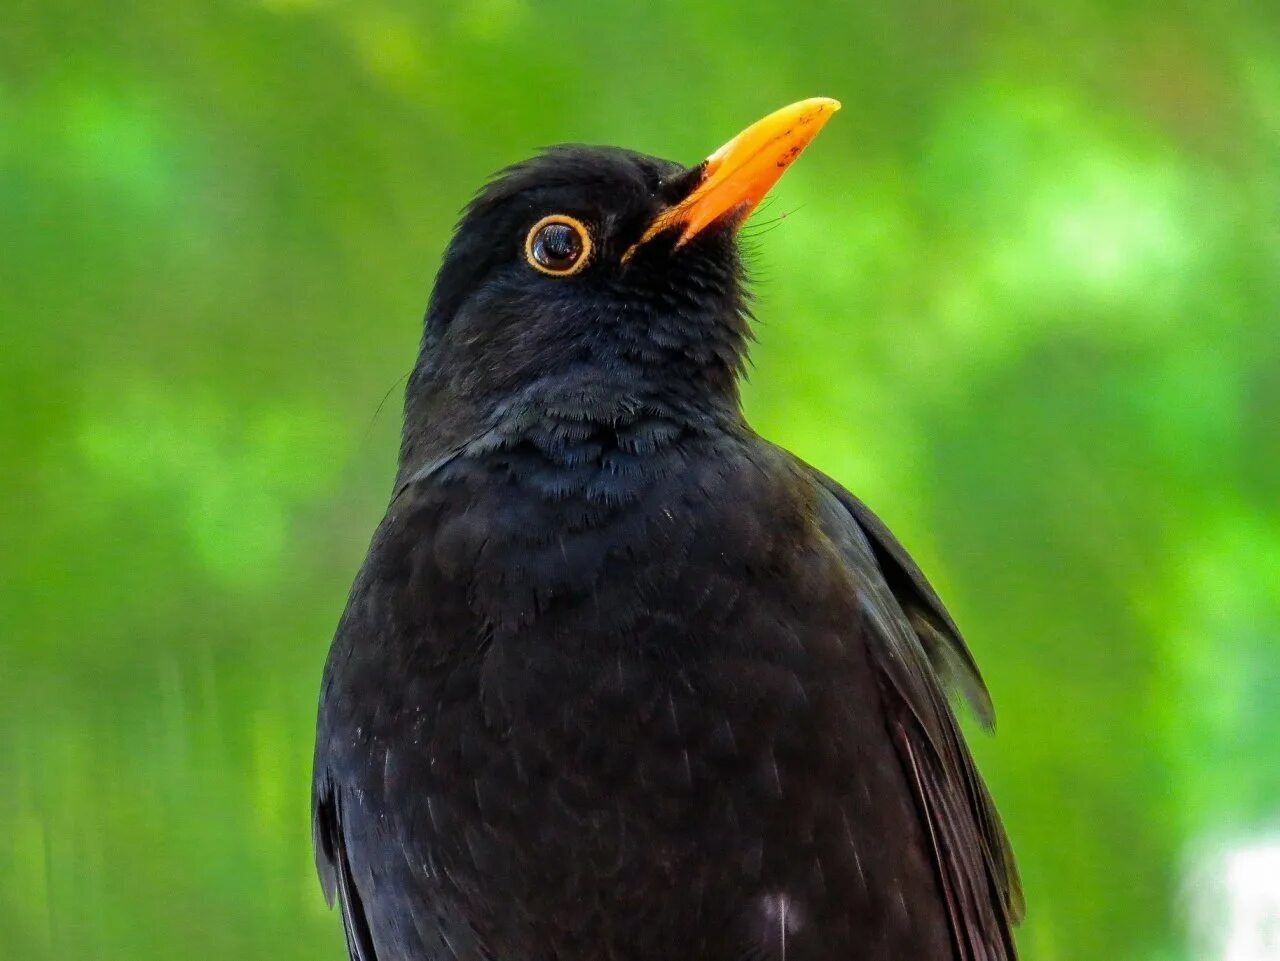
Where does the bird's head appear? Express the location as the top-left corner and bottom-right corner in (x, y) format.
(401, 98), (840, 473)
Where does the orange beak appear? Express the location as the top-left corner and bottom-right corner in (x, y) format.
(625, 97), (841, 260)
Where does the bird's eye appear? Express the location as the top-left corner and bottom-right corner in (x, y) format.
(525, 215), (592, 276)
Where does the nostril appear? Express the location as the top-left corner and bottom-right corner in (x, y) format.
(659, 163), (708, 205)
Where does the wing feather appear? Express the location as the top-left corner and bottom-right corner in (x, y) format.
(810, 472), (995, 728)
(314, 779), (380, 961)
(804, 463), (1023, 959)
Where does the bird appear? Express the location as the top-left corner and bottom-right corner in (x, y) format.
(312, 97), (1022, 961)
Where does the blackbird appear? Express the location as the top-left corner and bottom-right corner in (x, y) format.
(313, 98), (1022, 961)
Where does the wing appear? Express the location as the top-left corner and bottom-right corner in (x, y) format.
(313, 774), (380, 961)
(804, 463), (1024, 960)
(311, 496), (494, 961)
(810, 472), (995, 728)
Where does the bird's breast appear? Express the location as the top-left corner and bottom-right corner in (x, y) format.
(321, 431), (935, 959)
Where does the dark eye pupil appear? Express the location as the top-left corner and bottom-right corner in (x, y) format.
(533, 223), (582, 269)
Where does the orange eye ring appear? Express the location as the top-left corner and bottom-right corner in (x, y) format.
(524, 215), (593, 276)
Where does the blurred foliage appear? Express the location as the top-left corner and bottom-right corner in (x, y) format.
(3, 0), (1280, 958)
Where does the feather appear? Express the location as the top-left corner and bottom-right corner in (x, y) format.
(314, 781), (380, 961)
(807, 466), (1023, 958)
(809, 472), (995, 728)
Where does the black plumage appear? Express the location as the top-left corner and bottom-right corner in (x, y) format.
(313, 113), (1022, 961)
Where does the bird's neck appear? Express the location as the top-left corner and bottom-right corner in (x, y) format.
(396, 364), (744, 492)
(390, 392), (751, 643)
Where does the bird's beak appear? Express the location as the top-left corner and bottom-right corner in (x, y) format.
(624, 97), (841, 260)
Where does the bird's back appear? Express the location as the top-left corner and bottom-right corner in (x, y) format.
(313, 416), (1017, 961)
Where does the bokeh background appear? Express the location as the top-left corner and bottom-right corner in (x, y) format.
(4, 1), (1280, 958)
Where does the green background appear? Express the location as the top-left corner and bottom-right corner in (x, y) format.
(4, 1), (1279, 958)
